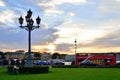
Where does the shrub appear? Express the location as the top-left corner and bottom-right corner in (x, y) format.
(52, 65), (80, 68)
(7, 66), (49, 74)
(52, 65), (120, 68)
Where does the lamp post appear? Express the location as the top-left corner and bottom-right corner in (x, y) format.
(18, 9), (41, 66)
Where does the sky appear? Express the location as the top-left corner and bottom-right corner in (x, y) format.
(0, 0), (120, 54)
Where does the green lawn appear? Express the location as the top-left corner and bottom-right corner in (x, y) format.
(0, 67), (120, 80)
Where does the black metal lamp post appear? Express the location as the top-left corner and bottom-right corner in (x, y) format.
(18, 9), (41, 66)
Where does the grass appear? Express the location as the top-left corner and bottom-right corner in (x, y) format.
(0, 67), (120, 80)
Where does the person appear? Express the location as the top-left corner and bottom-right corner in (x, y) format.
(13, 65), (19, 74)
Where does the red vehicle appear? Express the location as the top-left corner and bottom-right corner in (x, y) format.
(75, 53), (116, 66)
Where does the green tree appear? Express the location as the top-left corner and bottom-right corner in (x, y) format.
(43, 52), (51, 55)
(0, 51), (5, 59)
(52, 52), (61, 59)
(33, 52), (41, 59)
(59, 54), (66, 59)
(15, 50), (25, 53)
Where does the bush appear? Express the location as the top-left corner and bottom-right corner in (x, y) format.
(7, 66), (49, 74)
(52, 65), (80, 68)
(52, 65), (120, 68)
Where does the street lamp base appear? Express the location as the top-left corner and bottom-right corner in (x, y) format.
(25, 54), (33, 67)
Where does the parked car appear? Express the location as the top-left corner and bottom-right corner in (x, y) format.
(116, 63), (120, 66)
(80, 61), (100, 67)
(54, 62), (64, 66)
(34, 61), (49, 65)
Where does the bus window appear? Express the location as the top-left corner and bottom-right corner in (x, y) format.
(103, 59), (112, 62)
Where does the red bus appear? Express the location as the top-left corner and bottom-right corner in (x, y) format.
(75, 53), (116, 66)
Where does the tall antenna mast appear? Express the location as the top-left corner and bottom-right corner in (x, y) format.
(74, 38), (77, 63)
(75, 38), (77, 54)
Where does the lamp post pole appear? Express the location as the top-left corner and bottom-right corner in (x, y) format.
(18, 9), (41, 66)
(28, 29), (31, 55)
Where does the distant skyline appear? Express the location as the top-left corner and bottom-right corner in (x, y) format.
(0, 0), (120, 54)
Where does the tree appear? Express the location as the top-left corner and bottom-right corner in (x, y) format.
(33, 52), (41, 59)
(59, 54), (66, 59)
(52, 52), (61, 59)
(15, 50), (25, 53)
(0, 51), (5, 59)
(43, 52), (51, 55)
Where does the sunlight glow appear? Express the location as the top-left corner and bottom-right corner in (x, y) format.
(47, 43), (56, 53)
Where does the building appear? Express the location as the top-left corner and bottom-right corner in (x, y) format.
(41, 54), (51, 61)
(65, 55), (75, 62)
(6, 51), (25, 60)
(116, 53), (120, 63)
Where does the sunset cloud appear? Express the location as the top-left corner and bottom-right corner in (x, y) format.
(0, 0), (120, 54)
(0, 10), (16, 26)
(0, 0), (5, 6)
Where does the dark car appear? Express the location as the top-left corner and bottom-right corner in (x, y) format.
(116, 63), (120, 65)
(34, 61), (49, 65)
(54, 62), (64, 66)
(116, 63), (120, 67)
(80, 61), (100, 68)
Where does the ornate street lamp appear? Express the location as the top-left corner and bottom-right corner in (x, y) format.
(18, 9), (41, 66)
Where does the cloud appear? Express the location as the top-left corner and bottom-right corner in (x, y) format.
(44, 8), (63, 14)
(37, 0), (87, 7)
(54, 22), (108, 44)
(54, 24), (80, 44)
(54, 17), (120, 53)
(37, 0), (87, 15)
(68, 12), (75, 17)
(0, 27), (27, 51)
(31, 27), (59, 52)
(0, 0), (120, 53)
(73, 29), (120, 53)
(32, 44), (49, 52)
(0, 9), (17, 28)
(98, 0), (120, 14)
(37, 0), (63, 15)
(93, 30), (120, 48)
(0, 0), (5, 6)
(32, 26), (59, 45)
(48, 0), (87, 5)
(55, 43), (73, 52)
(0, 24), (59, 52)
(79, 29), (120, 49)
